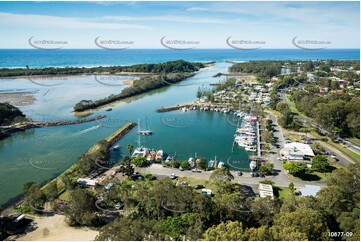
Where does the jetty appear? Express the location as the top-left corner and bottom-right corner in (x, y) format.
(156, 104), (190, 113)
(0, 115), (107, 139)
(156, 103), (234, 113)
(105, 122), (136, 147)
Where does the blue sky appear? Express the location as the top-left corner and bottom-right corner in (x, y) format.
(0, 1), (359, 49)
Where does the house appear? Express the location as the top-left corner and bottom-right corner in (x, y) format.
(280, 142), (315, 161)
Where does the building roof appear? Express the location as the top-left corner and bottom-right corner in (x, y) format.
(299, 185), (321, 197)
(283, 142), (315, 157)
(77, 178), (97, 186)
(259, 183), (273, 192)
(259, 190), (274, 198)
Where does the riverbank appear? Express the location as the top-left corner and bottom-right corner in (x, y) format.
(73, 72), (196, 112)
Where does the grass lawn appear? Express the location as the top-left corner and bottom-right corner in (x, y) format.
(275, 187), (292, 201)
(286, 171), (331, 182)
(58, 190), (71, 202)
(285, 94), (310, 121)
(265, 109), (281, 116)
(322, 139), (360, 163)
(349, 138), (360, 145)
(284, 134), (304, 142)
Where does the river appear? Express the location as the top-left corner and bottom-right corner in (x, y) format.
(0, 62), (250, 206)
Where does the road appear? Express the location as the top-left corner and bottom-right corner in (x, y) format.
(137, 163), (325, 190)
(278, 90), (359, 156)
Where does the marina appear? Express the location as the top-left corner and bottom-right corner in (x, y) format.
(0, 50), (358, 206)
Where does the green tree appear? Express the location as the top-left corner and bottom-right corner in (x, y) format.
(276, 102), (290, 114)
(283, 162), (308, 178)
(337, 208), (360, 241)
(210, 167), (234, 182)
(196, 157), (207, 170)
(180, 160), (190, 170)
(159, 216), (189, 240)
(131, 156), (148, 167)
(25, 183), (46, 212)
(44, 181), (58, 201)
(251, 196), (281, 226)
(203, 221), (244, 241)
(258, 162), (274, 175)
(288, 182), (295, 195)
(119, 156), (134, 178)
(271, 210), (329, 240)
(312, 155), (331, 172)
(244, 226), (271, 241)
(96, 217), (157, 241)
(65, 189), (101, 226)
(169, 160), (181, 168)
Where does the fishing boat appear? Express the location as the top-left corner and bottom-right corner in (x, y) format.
(113, 144), (120, 150)
(250, 160), (257, 170)
(188, 157), (195, 167)
(155, 149), (163, 161)
(106, 108), (112, 112)
(217, 162), (225, 168)
(146, 150), (156, 161)
(208, 156), (217, 169)
(245, 147), (257, 152)
(165, 156), (173, 163)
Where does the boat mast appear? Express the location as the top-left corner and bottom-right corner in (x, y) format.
(137, 118), (141, 148)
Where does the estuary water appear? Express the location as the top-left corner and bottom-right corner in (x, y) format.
(0, 49), (359, 206)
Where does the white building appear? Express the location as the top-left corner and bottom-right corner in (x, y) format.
(77, 178), (98, 186)
(280, 142), (315, 161)
(258, 183), (274, 198)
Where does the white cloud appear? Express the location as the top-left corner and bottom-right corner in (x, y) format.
(104, 15), (234, 24)
(186, 7), (209, 12)
(0, 12), (147, 29)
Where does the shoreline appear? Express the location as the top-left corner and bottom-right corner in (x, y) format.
(1, 122), (136, 212)
(0, 72), (154, 80)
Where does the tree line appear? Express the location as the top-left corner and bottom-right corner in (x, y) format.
(0, 60), (205, 77)
(81, 163), (359, 241)
(290, 91), (360, 138)
(74, 72), (195, 112)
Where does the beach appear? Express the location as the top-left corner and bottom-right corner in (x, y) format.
(13, 215), (98, 241)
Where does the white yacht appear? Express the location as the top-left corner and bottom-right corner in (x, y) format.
(137, 118), (152, 136)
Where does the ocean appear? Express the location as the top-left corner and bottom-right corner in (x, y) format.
(0, 49), (359, 68)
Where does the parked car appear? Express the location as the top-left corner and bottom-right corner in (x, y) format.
(169, 174), (178, 179)
(194, 184), (205, 189)
(237, 171), (243, 176)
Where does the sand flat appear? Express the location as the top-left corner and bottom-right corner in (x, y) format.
(16, 215), (98, 241)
